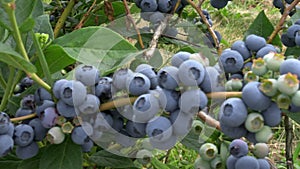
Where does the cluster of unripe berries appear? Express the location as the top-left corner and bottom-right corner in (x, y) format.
(281, 19), (300, 47)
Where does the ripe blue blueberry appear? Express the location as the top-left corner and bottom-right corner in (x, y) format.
(14, 124), (34, 147)
(16, 141), (39, 159)
(231, 40), (251, 60)
(219, 49), (244, 73)
(235, 156), (259, 169)
(59, 80), (87, 106)
(245, 34), (266, 52)
(75, 64), (100, 86)
(133, 93), (160, 123)
(171, 51), (191, 68)
(0, 134), (14, 157)
(140, 0), (158, 12)
(126, 73), (151, 96)
(178, 60), (206, 86)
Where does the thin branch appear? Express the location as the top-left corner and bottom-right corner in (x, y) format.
(197, 111), (221, 130)
(74, 0), (97, 30)
(186, 0), (222, 55)
(267, 0), (300, 44)
(53, 0), (76, 38)
(206, 91), (242, 99)
(284, 116), (294, 169)
(122, 0), (144, 49)
(143, 15), (171, 60)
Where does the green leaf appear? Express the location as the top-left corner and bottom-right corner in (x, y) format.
(245, 10), (282, 47)
(0, 3), (11, 30)
(0, 42), (36, 72)
(285, 46), (300, 56)
(19, 17), (35, 33)
(39, 137), (82, 169)
(220, 141), (230, 163)
(151, 158), (170, 169)
(52, 26), (137, 75)
(0, 154), (21, 169)
(36, 44), (75, 76)
(15, 0), (37, 26)
(89, 150), (137, 168)
(285, 111), (300, 124)
(181, 132), (202, 151)
(33, 14), (54, 40)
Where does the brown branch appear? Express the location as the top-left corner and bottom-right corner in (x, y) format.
(122, 0), (144, 49)
(143, 15), (172, 60)
(53, 0), (76, 38)
(74, 0), (97, 30)
(197, 111), (221, 130)
(284, 116), (294, 169)
(267, 0), (300, 44)
(206, 91), (242, 99)
(186, 0), (222, 55)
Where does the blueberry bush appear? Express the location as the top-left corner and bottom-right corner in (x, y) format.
(1, 0), (300, 168)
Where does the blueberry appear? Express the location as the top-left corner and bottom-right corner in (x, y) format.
(135, 64), (158, 89)
(226, 155), (238, 169)
(93, 112), (114, 132)
(158, 89), (179, 112)
(29, 118), (48, 141)
(47, 126), (65, 144)
(261, 102), (281, 127)
(16, 141), (39, 159)
(277, 73), (299, 95)
(125, 120), (146, 138)
(171, 51), (191, 68)
(235, 156), (259, 169)
(253, 143), (269, 158)
(126, 73), (151, 96)
(135, 0), (142, 7)
(256, 45), (277, 58)
(158, 0), (172, 12)
(220, 122), (247, 139)
(40, 107), (58, 128)
(199, 66), (225, 93)
(257, 159), (270, 169)
(280, 58), (300, 81)
(75, 64), (100, 86)
(34, 87), (52, 105)
(0, 134), (13, 157)
(178, 60), (206, 86)
(133, 93), (160, 123)
(287, 24), (300, 38)
(20, 77), (34, 89)
(112, 68), (133, 91)
(111, 116), (124, 132)
(229, 139), (248, 158)
(199, 143), (218, 161)
(146, 116), (172, 142)
(273, 0), (284, 8)
(95, 77), (112, 100)
(59, 80), (87, 106)
(0, 112), (11, 135)
(56, 99), (77, 118)
(14, 124), (34, 147)
(210, 0), (228, 9)
(140, 0), (158, 12)
(6, 123), (14, 137)
(231, 40), (252, 60)
(206, 30), (222, 47)
(255, 126), (273, 143)
(71, 126), (89, 145)
(36, 100), (55, 117)
(52, 79), (68, 99)
(170, 109), (193, 136)
(245, 132), (258, 144)
(179, 89), (208, 114)
(242, 81), (271, 111)
(157, 66), (179, 90)
(245, 34), (266, 52)
(20, 94), (35, 110)
(245, 113), (264, 133)
(281, 33), (296, 47)
(81, 137), (94, 152)
(210, 156), (222, 169)
(219, 98), (248, 127)
(77, 94), (100, 115)
(219, 49), (244, 73)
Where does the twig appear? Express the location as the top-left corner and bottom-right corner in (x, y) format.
(74, 0), (97, 30)
(206, 91), (242, 99)
(186, 0), (222, 55)
(53, 0), (76, 38)
(122, 0), (144, 49)
(197, 111), (221, 130)
(267, 0), (300, 44)
(143, 15), (172, 60)
(284, 116), (294, 169)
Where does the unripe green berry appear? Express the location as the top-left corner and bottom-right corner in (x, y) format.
(252, 143), (269, 158)
(265, 53), (284, 71)
(199, 143), (218, 161)
(47, 127), (65, 144)
(259, 79), (278, 97)
(245, 113), (264, 133)
(276, 93), (291, 109)
(255, 126), (273, 143)
(210, 155), (223, 169)
(194, 157), (212, 169)
(192, 120), (203, 135)
(225, 80), (233, 91)
(252, 58), (268, 76)
(244, 71), (259, 84)
(277, 73), (299, 95)
(136, 149), (152, 165)
(292, 90), (300, 107)
(231, 79), (243, 91)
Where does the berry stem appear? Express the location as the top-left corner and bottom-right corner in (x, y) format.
(284, 116), (294, 169)
(206, 91), (242, 98)
(197, 111), (221, 130)
(11, 113), (37, 122)
(267, 0), (300, 44)
(74, 0), (97, 30)
(122, 0), (145, 49)
(53, 0), (76, 38)
(0, 67), (16, 111)
(0, 70), (7, 90)
(99, 97), (138, 111)
(186, 0), (222, 55)
(31, 31), (53, 86)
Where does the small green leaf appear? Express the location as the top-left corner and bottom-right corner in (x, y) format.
(0, 42), (36, 73)
(90, 150), (137, 168)
(220, 141), (230, 163)
(151, 158), (170, 169)
(39, 137), (82, 169)
(285, 46), (300, 56)
(15, 0), (37, 26)
(285, 111), (300, 124)
(245, 10), (281, 47)
(19, 17), (35, 33)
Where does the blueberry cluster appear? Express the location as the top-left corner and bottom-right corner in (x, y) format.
(226, 139), (270, 169)
(273, 0), (296, 15)
(210, 0), (231, 9)
(281, 19), (300, 47)
(193, 10), (222, 47)
(194, 143), (223, 168)
(135, 0), (187, 14)
(14, 77), (34, 94)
